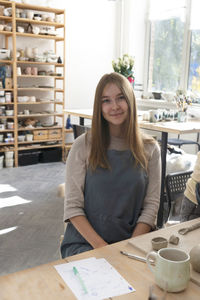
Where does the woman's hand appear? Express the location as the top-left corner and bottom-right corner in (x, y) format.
(70, 215), (108, 249)
(131, 222), (151, 237)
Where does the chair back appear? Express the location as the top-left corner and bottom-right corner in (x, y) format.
(72, 124), (90, 139)
(165, 171), (192, 221)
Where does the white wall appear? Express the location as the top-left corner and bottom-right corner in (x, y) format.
(64, 0), (118, 109)
(122, 0), (148, 89)
(18, 0), (147, 109)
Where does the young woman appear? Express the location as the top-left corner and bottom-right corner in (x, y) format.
(61, 72), (161, 258)
(180, 151), (200, 221)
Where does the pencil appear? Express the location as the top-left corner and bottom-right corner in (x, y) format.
(73, 266), (88, 294)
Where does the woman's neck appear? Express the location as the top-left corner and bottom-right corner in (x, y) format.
(109, 125), (125, 138)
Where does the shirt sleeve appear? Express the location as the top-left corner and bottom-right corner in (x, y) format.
(64, 133), (88, 222)
(137, 142), (161, 227)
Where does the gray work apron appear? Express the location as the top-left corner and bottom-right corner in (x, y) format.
(61, 149), (148, 258)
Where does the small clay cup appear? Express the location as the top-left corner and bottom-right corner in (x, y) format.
(151, 237), (168, 251)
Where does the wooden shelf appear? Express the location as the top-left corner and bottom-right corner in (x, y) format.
(17, 61), (64, 67)
(0, 142), (14, 146)
(65, 144), (72, 150)
(17, 113), (63, 117)
(15, 3), (64, 14)
(18, 138), (62, 145)
(15, 17), (64, 28)
(16, 32), (64, 41)
(0, 116), (14, 119)
(0, 148), (15, 153)
(0, 16), (12, 22)
(0, 129), (14, 133)
(18, 126), (62, 131)
(64, 128), (73, 133)
(0, 1), (12, 8)
(17, 101), (63, 105)
(0, 59), (13, 64)
(17, 88), (64, 92)
(18, 144), (62, 151)
(0, 1), (65, 167)
(0, 89), (13, 91)
(18, 75), (64, 79)
(0, 30), (12, 36)
(0, 102), (14, 105)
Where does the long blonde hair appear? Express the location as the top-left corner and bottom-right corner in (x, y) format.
(89, 72), (155, 171)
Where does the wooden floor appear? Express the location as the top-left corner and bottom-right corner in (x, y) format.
(0, 162), (65, 276)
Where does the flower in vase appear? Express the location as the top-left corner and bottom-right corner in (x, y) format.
(175, 89), (192, 112)
(112, 54), (135, 84)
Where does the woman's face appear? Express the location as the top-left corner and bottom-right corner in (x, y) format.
(101, 83), (129, 134)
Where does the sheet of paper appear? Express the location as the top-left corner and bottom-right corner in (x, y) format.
(55, 257), (135, 300)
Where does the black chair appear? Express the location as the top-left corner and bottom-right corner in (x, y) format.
(165, 170), (192, 222)
(167, 133), (200, 151)
(72, 124), (90, 139)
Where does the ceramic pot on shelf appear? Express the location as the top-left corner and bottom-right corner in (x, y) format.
(26, 47), (33, 59)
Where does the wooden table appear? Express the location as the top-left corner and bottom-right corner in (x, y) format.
(0, 219), (200, 300)
(64, 109), (200, 227)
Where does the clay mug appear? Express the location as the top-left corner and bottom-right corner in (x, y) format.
(17, 67), (21, 76)
(146, 248), (190, 292)
(24, 109), (29, 115)
(27, 11), (34, 20)
(25, 67), (31, 75)
(26, 47), (32, 58)
(31, 67), (38, 75)
(0, 24), (4, 31)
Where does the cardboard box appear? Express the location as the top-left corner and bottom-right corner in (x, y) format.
(48, 129), (62, 140)
(33, 130), (48, 140)
(0, 6), (4, 16)
(5, 78), (13, 89)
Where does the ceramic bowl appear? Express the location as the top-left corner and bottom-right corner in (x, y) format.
(151, 237), (168, 251)
(18, 135), (25, 142)
(17, 26), (24, 33)
(5, 110), (14, 116)
(4, 26), (12, 32)
(34, 16), (41, 21)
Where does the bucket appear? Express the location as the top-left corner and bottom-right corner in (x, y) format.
(0, 155), (4, 169)
(5, 158), (14, 168)
(5, 151), (14, 159)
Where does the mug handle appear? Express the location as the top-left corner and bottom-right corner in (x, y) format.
(146, 251), (157, 274)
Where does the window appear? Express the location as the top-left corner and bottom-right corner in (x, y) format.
(188, 0), (200, 94)
(147, 0), (186, 92)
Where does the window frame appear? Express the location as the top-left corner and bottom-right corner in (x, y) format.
(144, 0), (193, 94)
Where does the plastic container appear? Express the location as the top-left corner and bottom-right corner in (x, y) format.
(25, 134), (33, 142)
(18, 150), (40, 166)
(39, 147), (62, 163)
(0, 155), (4, 169)
(5, 151), (14, 159)
(5, 158), (14, 168)
(7, 122), (14, 129)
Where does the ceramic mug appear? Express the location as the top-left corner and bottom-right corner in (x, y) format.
(149, 110), (162, 123)
(25, 67), (31, 75)
(146, 248), (190, 292)
(27, 11), (34, 20)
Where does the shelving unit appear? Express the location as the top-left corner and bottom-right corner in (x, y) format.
(0, 1), (65, 167)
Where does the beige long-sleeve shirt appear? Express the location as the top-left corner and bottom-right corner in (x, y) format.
(184, 151), (200, 204)
(64, 133), (161, 228)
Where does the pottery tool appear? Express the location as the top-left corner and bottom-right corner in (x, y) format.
(120, 250), (154, 264)
(178, 222), (200, 235)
